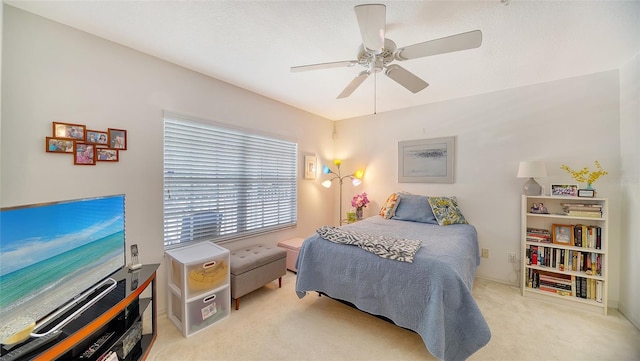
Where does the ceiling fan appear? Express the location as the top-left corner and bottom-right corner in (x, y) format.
(291, 4), (482, 99)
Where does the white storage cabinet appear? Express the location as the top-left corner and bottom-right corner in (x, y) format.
(165, 241), (230, 337)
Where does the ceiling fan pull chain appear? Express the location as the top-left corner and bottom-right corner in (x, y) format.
(373, 72), (378, 121)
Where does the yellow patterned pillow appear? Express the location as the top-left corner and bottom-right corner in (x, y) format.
(379, 193), (400, 219)
(427, 196), (468, 226)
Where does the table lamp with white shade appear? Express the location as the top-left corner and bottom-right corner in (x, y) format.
(517, 161), (547, 196)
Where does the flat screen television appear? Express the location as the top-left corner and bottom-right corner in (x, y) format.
(0, 194), (125, 343)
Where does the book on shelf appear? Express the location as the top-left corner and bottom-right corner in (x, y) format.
(596, 280), (603, 303)
(574, 225), (583, 247)
(566, 210), (602, 218)
(526, 227), (551, 243)
(561, 202), (603, 217)
(560, 202), (603, 209)
(572, 225), (602, 249)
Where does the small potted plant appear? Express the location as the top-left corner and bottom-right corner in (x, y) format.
(560, 161), (608, 196)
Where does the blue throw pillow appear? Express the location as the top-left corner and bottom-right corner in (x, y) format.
(392, 194), (438, 224)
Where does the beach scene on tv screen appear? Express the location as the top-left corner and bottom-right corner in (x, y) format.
(0, 195), (125, 339)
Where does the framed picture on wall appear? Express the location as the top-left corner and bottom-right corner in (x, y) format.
(97, 148), (119, 162)
(398, 136), (455, 183)
(74, 143), (96, 165)
(53, 121), (86, 142)
(304, 155), (317, 179)
(86, 129), (109, 146)
(45, 137), (75, 153)
(108, 128), (127, 150)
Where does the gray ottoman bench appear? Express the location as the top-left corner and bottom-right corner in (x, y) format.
(229, 244), (286, 310)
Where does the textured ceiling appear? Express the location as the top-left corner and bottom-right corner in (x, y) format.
(6, 0), (640, 120)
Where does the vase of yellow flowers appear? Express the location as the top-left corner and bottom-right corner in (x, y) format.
(560, 161), (608, 190)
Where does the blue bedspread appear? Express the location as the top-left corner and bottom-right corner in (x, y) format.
(295, 216), (491, 361)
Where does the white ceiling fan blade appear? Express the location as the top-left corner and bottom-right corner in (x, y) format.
(291, 60), (359, 73)
(394, 30), (482, 61)
(385, 64), (428, 93)
(354, 4), (386, 54)
(337, 71), (370, 99)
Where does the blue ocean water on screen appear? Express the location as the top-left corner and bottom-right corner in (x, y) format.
(0, 231), (124, 311)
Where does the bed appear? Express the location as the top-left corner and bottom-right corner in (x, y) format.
(295, 195), (491, 361)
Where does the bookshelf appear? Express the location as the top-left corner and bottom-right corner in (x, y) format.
(521, 195), (608, 315)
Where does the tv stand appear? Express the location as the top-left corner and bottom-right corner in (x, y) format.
(1, 264), (159, 361)
(31, 277), (118, 338)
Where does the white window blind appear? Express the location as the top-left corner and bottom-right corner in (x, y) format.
(163, 115), (298, 247)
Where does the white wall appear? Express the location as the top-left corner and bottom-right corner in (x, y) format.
(618, 51), (640, 328)
(2, 4), (635, 318)
(1, 5), (335, 314)
(335, 71), (623, 304)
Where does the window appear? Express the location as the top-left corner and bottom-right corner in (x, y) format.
(163, 113), (298, 247)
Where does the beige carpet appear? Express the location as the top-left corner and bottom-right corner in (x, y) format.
(147, 272), (640, 361)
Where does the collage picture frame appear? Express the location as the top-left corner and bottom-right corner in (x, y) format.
(46, 121), (126, 165)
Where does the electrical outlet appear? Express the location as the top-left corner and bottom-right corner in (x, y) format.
(508, 252), (517, 263)
(481, 248), (489, 258)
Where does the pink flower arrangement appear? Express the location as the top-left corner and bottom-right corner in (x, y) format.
(351, 192), (370, 210)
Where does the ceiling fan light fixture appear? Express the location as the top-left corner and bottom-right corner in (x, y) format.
(291, 4), (482, 99)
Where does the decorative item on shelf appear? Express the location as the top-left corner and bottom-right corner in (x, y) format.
(577, 189), (595, 198)
(351, 192), (370, 221)
(128, 244), (142, 271)
(530, 202), (549, 214)
(517, 161), (547, 196)
(346, 212), (357, 223)
(560, 161), (608, 196)
(550, 184), (579, 197)
(321, 159), (365, 225)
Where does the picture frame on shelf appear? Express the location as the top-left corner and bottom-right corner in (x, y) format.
(53, 121), (86, 141)
(551, 184), (578, 197)
(578, 189), (596, 198)
(398, 136), (455, 183)
(86, 129), (109, 146)
(45, 137), (75, 153)
(108, 128), (127, 150)
(74, 143), (96, 165)
(552, 224), (574, 246)
(304, 155), (317, 180)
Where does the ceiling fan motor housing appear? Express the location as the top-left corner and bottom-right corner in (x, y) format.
(358, 39), (396, 73)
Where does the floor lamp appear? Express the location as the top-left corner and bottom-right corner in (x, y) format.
(321, 159), (364, 225)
